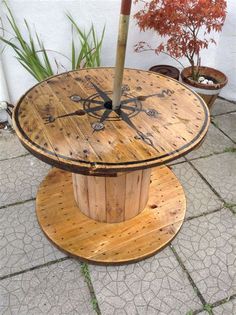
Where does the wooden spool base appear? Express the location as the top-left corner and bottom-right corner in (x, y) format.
(36, 166), (186, 265)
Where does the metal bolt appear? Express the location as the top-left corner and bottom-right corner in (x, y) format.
(146, 109), (158, 117)
(92, 122), (105, 131)
(70, 95), (81, 102)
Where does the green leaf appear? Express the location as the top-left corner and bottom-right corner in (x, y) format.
(0, 2), (56, 81)
(67, 13), (105, 69)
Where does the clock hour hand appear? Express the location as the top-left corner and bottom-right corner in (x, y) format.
(71, 95), (104, 105)
(45, 109), (85, 124)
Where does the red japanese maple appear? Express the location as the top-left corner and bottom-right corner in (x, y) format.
(134, 0), (227, 80)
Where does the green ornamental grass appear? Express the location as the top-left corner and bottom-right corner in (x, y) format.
(67, 14), (105, 70)
(0, 2), (105, 81)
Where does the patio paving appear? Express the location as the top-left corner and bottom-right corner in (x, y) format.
(213, 299), (236, 314)
(212, 113), (236, 143)
(192, 152), (236, 204)
(0, 201), (65, 277)
(89, 247), (202, 315)
(0, 132), (27, 161)
(172, 209), (236, 304)
(0, 259), (95, 315)
(171, 163), (223, 219)
(211, 98), (236, 116)
(0, 155), (49, 207)
(0, 98), (235, 315)
(185, 124), (236, 160)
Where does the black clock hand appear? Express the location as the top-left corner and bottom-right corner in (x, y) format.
(45, 109), (85, 124)
(99, 109), (112, 124)
(71, 95), (104, 105)
(85, 105), (104, 113)
(89, 81), (112, 103)
(117, 108), (159, 151)
(120, 89), (174, 105)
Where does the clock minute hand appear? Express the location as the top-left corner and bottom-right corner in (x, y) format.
(118, 108), (157, 149)
(121, 89), (174, 105)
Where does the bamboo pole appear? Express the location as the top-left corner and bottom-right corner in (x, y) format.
(112, 0), (132, 110)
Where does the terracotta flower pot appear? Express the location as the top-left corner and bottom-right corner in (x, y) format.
(149, 65), (180, 80)
(181, 66), (228, 111)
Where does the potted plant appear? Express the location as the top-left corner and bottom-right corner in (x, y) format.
(134, 0), (228, 111)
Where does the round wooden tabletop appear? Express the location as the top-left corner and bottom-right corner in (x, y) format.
(13, 68), (210, 175)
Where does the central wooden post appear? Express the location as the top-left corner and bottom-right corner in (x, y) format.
(72, 169), (151, 223)
(112, 0), (132, 110)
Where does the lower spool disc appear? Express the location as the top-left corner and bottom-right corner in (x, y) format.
(36, 166), (186, 265)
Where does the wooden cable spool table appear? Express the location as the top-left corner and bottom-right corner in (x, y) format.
(13, 68), (210, 264)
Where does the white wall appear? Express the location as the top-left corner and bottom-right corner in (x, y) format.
(1, 0), (235, 105)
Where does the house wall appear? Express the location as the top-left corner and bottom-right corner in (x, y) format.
(0, 0), (235, 107)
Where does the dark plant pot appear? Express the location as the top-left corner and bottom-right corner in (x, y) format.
(181, 66), (228, 111)
(149, 65), (180, 80)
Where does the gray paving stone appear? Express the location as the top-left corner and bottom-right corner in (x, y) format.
(89, 247), (202, 315)
(0, 259), (95, 315)
(186, 124), (235, 160)
(0, 200), (65, 277)
(0, 155), (50, 207)
(213, 299), (236, 315)
(192, 152), (236, 204)
(0, 132), (27, 161)
(173, 209), (236, 304)
(171, 163), (223, 218)
(212, 113), (236, 142)
(211, 98), (236, 116)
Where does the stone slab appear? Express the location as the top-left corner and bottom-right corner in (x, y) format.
(0, 200), (65, 277)
(213, 299), (236, 315)
(192, 152), (236, 204)
(0, 155), (50, 207)
(186, 124), (235, 160)
(171, 163), (223, 218)
(0, 259), (95, 315)
(89, 247), (202, 315)
(173, 209), (236, 304)
(212, 113), (236, 142)
(0, 132), (27, 161)
(211, 99), (236, 116)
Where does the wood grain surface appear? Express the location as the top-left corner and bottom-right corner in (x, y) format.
(36, 166), (186, 264)
(13, 68), (210, 175)
(72, 168), (151, 223)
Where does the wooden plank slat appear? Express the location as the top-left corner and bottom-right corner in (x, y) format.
(87, 176), (106, 222)
(124, 170), (142, 220)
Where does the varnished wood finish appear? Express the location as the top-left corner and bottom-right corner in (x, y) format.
(36, 166), (186, 264)
(72, 169), (151, 223)
(13, 68), (210, 175)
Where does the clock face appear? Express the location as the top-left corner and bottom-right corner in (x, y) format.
(13, 68), (209, 174)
